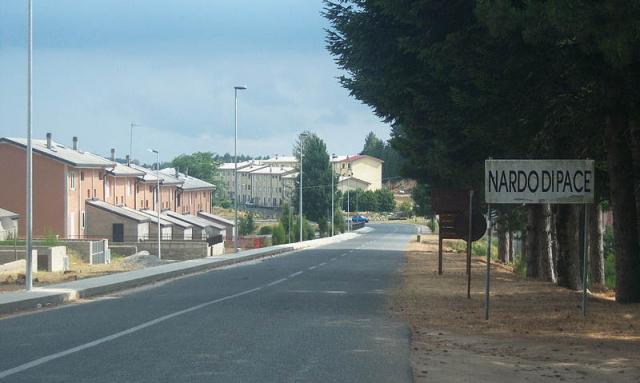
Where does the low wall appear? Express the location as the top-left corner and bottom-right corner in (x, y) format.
(112, 241), (209, 261)
(36, 246), (67, 272)
(0, 249), (37, 272)
(209, 242), (224, 256)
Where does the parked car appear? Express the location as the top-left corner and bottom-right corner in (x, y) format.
(351, 214), (369, 223)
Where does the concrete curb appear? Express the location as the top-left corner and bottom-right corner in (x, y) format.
(0, 231), (360, 315)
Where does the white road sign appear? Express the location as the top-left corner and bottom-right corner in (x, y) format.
(485, 159), (594, 204)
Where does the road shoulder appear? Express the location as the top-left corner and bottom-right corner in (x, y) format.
(392, 234), (640, 382)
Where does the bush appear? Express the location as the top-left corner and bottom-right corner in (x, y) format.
(238, 213), (256, 236)
(272, 224), (286, 245)
(258, 226), (273, 235)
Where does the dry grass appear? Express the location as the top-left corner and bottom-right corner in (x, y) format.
(0, 253), (137, 293)
(392, 233), (640, 381)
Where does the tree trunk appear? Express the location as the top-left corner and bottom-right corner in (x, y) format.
(508, 230), (514, 264)
(589, 204), (605, 288)
(537, 204), (556, 283)
(526, 206), (539, 278)
(498, 220), (509, 263)
(604, 111), (640, 302)
(556, 205), (582, 290)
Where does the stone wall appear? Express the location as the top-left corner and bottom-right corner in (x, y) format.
(111, 241), (209, 260)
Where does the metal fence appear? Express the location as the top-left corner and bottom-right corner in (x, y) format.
(89, 239), (110, 265)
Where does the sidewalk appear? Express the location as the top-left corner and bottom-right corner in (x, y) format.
(0, 232), (360, 315)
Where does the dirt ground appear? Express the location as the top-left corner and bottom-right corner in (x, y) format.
(0, 254), (138, 293)
(391, 234), (640, 382)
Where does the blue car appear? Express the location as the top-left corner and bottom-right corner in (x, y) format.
(351, 214), (369, 223)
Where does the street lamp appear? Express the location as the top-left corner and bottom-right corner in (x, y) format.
(25, 0), (33, 290)
(234, 85), (247, 253)
(129, 122), (141, 165)
(148, 148), (161, 260)
(331, 153), (336, 237)
(299, 132), (309, 242)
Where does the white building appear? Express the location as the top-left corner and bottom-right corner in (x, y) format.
(217, 153), (383, 208)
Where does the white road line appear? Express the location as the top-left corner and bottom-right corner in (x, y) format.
(318, 262), (327, 266)
(307, 265), (317, 270)
(0, 285), (263, 379)
(266, 278), (288, 287)
(289, 271), (304, 278)
(330, 257), (337, 261)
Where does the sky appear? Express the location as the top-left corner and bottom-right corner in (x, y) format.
(0, 0), (390, 163)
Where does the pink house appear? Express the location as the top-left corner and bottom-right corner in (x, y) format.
(0, 134), (115, 238)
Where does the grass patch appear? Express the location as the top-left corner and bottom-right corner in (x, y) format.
(445, 236), (499, 260)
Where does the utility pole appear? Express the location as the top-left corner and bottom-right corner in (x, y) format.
(25, 0), (33, 290)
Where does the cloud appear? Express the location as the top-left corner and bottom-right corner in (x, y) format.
(0, 0), (390, 161)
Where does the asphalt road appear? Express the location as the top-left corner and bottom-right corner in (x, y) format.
(0, 223), (414, 383)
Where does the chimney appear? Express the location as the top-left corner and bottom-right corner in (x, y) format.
(72, 136), (78, 150)
(125, 154), (130, 165)
(110, 148), (115, 161)
(46, 132), (52, 149)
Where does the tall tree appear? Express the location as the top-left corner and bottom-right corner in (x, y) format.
(292, 132), (335, 223)
(325, 0), (640, 302)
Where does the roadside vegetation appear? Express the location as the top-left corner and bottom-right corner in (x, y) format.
(324, 1), (640, 303)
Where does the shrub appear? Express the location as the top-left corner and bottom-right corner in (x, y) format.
(258, 226), (273, 235)
(272, 224), (286, 245)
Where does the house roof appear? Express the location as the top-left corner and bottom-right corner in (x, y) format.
(1, 137), (115, 168)
(237, 164), (269, 174)
(261, 156), (298, 164)
(107, 163), (146, 177)
(218, 161), (254, 170)
(140, 210), (193, 229)
(159, 168), (215, 191)
(197, 211), (235, 227)
(250, 166), (295, 175)
(330, 154), (384, 164)
(0, 208), (19, 220)
(338, 176), (371, 185)
(122, 207), (173, 227)
(128, 164), (164, 183)
(164, 211), (225, 229)
(86, 200), (150, 222)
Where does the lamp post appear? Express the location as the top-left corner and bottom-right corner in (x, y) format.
(299, 133), (309, 242)
(148, 149), (161, 260)
(234, 85), (247, 253)
(25, 0), (33, 290)
(331, 154), (336, 237)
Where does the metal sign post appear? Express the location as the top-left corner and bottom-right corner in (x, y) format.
(582, 204), (589, 317)
(467, 190), (473, 299)
(485, 204), (492, 320)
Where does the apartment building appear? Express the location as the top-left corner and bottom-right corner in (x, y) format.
(159, 168), (215, 215)
(331, 154), (383, 191)
(0, 134), (115, 238)
(104, 151), (145, 209)
(0, 134), (217, 240)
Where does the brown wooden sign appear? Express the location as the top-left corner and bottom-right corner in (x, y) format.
(432, 188), (486, 241)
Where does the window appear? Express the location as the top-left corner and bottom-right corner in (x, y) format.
(105, 180), (110, 198)
(177, 194), (181, 207)
(69, 172), (76, 190)
(126, 180), (131, 196)
(93, 189), (96, 198)
(80, 171), (84, 181)
(81, 211), (85, 229)
(87, 189), (91, 198)
(149, 185), (153, 193)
